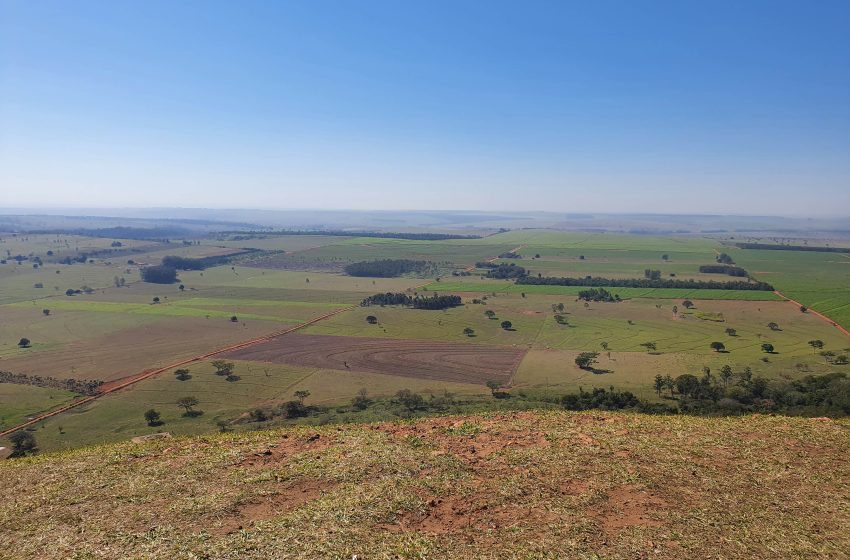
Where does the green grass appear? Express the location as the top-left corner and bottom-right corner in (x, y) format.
(0, 384), (78, 431)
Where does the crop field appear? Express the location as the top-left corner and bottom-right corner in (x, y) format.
(222, 333), (526, 384)
(1, 229), (848, 452)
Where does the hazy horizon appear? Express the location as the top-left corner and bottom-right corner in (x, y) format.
(3, 1), (850, 215)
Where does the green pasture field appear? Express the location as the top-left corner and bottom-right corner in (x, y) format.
(305, 293), (847, 361)
(732, 247), (850, 330)
(424, 280), (781, 301)
(0, 384), (78, 432)
(2, 230), (848, 454)
(25, 360), (486, 452)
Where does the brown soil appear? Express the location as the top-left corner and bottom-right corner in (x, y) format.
(238, 432), (332, 468)
(590, 484), (668, 535)
(222, 334), (527, 384)
(217, 478), (338, 534)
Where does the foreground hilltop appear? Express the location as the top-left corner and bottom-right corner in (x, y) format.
(2, 411), (849, 559)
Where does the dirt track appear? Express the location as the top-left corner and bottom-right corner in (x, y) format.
(222, 333), (527, 384)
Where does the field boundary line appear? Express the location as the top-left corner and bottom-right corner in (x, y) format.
(772, 290), (850, 340)
(0, 305), (355, 438)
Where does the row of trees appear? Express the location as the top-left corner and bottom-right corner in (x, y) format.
(517, 275), (774, 291)
(577, 288), (621, 302)
(698, 264), (748, 277)
(344, 259), (432, 277)
(735, 242), (850, 253)
(483, 263), (527, 279)
(360, 292), (462, 310)
(0, 370), (103, 395)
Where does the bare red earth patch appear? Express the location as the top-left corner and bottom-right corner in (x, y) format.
(222, 334), (527, 384)
(590, 484), (668, 534)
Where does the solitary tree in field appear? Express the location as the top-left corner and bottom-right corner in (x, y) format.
(179, 284), (185, 291)
(211, 360), (234, 376)
(484, 310), (496, 319)
(463, 327), (475, 337)
(761, 343), (775, 353)
(682, 300), (694, 309)
(767, 322), (780, 331)
(152, 296), (160, 304)
(485, 380), (501, 396)
(500, 320), (513, 330)
(230, 315), (238, 322)
(294, 390), (311, 406)
(176, 396), (199, 416)
(600, 341), (609, 351)
(18, 338), (31, 348)
(144, 409), (162, 426)
(653, 374), (664, 396)
(42, 309), (50, 316)
(640, 341), (657, 352)
(800, 305), (807, 313)
(720, 365), (734, 388)
(9, 431), (37, 457)
(174, 368), (191, 381)
(725, 327), (737, 336)
(662, 254), (669, 261)
(672, 305), (678, 315)
(366, 315), (378, 324)
(574, 352), (599, 370)
(710, 341), (725, 352)
(808, 340), (824, 352)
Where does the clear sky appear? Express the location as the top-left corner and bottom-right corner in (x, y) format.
(1, 0), (849, 216)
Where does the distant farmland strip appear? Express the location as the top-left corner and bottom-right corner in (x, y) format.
(425, 282), (781, 301)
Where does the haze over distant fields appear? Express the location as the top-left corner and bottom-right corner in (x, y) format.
(2, 1), (849, 216)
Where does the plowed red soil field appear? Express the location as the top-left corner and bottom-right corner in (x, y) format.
(222, 333), (527, 384)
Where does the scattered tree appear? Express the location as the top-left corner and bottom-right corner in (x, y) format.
(396, 389), (424, 411)
(144, 409), (162, 426)
(152, 296), (160, 304)
(808, 340), (824, 352)
(485, 380), (501, 396)
(640, 341), (657, 352)
(761, 343), (775, 353)
(720, 365), (734, 388)
(9, 431), (37, 457)
(293, 389), (311, 406)
(484, 309), (496, 319)
(710, 341), (725, 352)
(767, 322), (780, 331)
(18, 338), (31, 348)
(174, 368), (191, 381)
(176, 396), (200, 416)
(500, 320), (513, 330)
(682, 300), (694, 309)
(211, 360), (234, 376)
(463, 327), (475, 337)
(574, 352), (600, 370)
(725, 327), (737, 336)
(653, 374), (664, 396)
(42, 309), (50, 316)
(365, 315), (378, 324)
(230, 315), (238, 322)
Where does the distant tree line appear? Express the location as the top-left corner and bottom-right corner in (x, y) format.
(698, 264), (749, 277)
(578, 288), (621, 302)
(483, 263), (528, 279)
(735, 242), (850, 253)
(361, 292), (463, 310)
(141, 265), (178, 284)
(25, 226), (193, 241)
(344, 259), (434, 277)
(161, 253), (247, 270)
(498, 252), (521, 259)
(0, 371), (103, 396)
(517, 275), (774, 291)
(220, 230), (481, 241)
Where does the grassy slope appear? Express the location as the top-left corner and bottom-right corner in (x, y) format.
(1, 410), (848, 559)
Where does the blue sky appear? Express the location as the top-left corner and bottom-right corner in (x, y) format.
(1, 0), (849, 215)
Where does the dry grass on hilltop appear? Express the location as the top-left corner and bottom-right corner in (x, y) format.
(1, 411), (849, 559)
